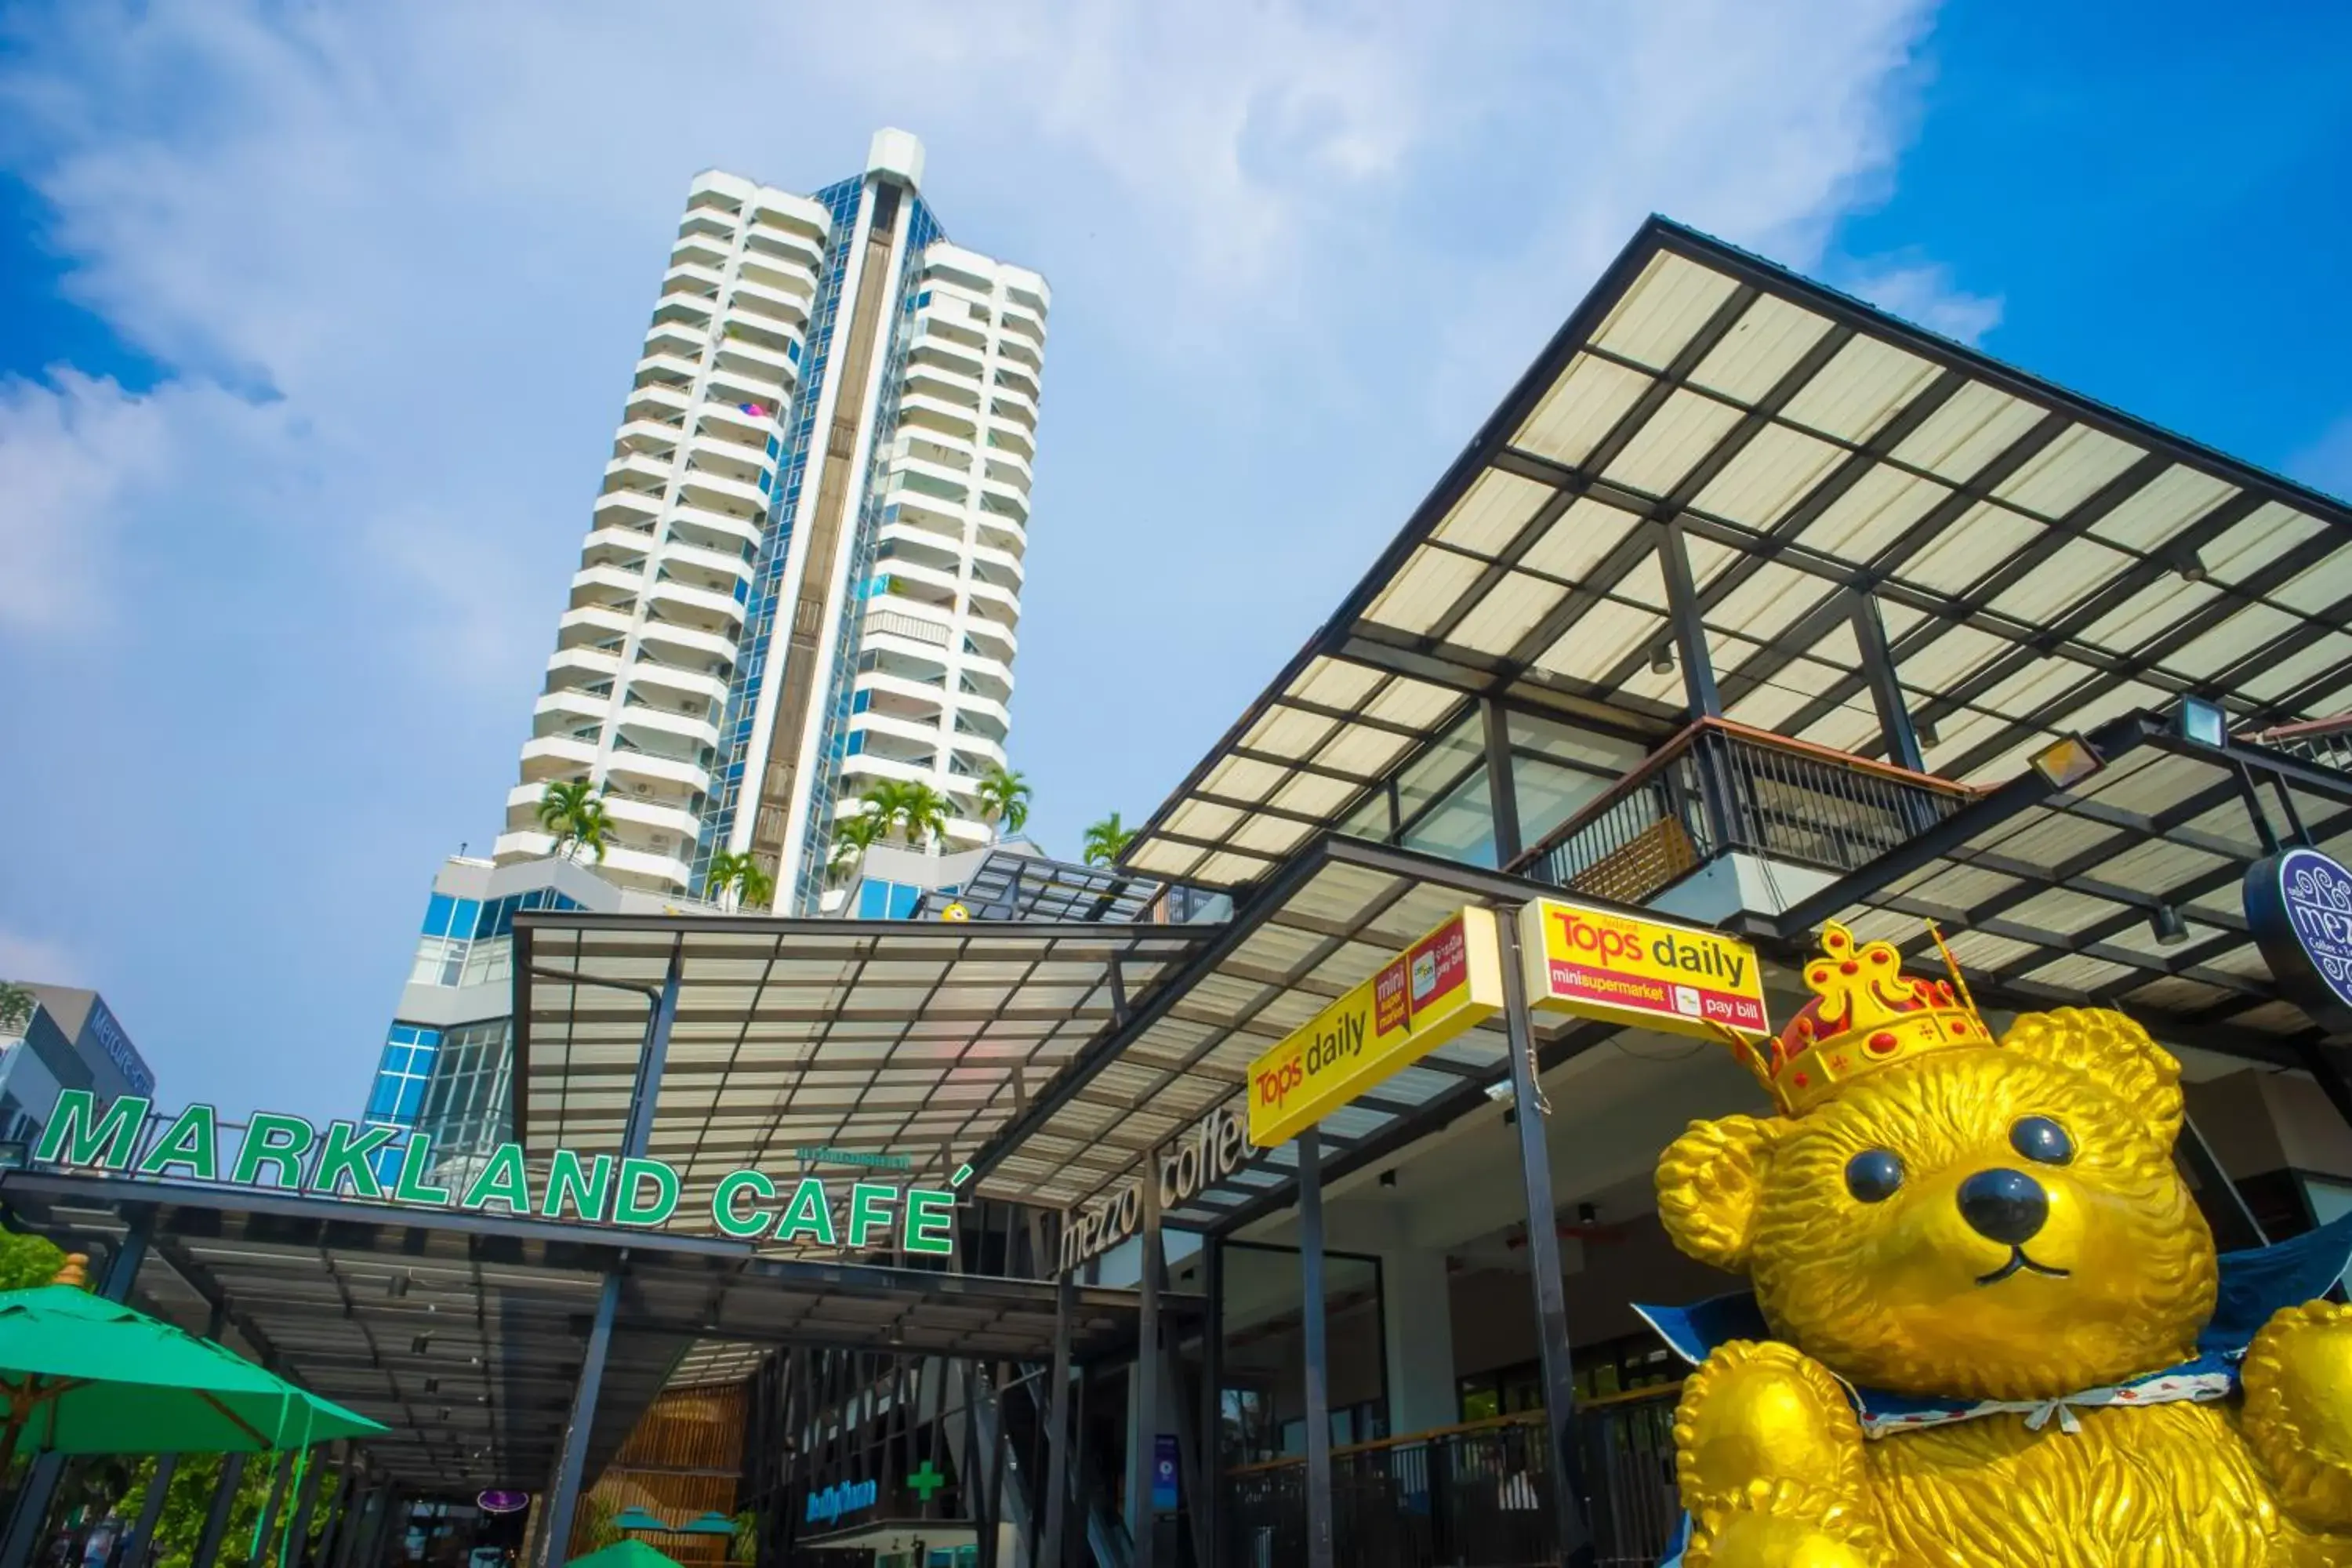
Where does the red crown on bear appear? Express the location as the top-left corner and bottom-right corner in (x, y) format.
(1733, 921), (1991, 1116)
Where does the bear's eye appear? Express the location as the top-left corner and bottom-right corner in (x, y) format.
(1845, 1149), (1904, 1203)
(2010, 1116), (2074, 1165)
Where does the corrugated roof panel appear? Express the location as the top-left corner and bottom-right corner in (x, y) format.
(1898, 623), (2013, 690)
(1900, 501), (2043, 594)
(1164, 800), (1243, 842)
(1229, 815), (1313, 857)
(2079, 576), (2221, 652)
(2087, 464), (2238, 552)
(1243, 705), (1337, 762)
(1534, 597), (1666, 683)
(2179, 800), (2272, 859)
(2045, 679), (2172, 737)
(2274, 556), (2352, 615)
(1621, 627), (1742, 708)
(2157, 604), (2299, 683)
(1363, 677), (1462, 729)
(1512, 354), (1652, 469)
(1294, 656), (1385, 712)
(2003, 885), (2132, 934)
(1433, 467), (1557, 556)
(1707, 559), (1824, 643)
(1920, 707), (2008, 770)
(2203, 503), (2329, 585)
(1800, 701), (1882, 753)
(1270, 770), (1363, 820)
(1798, 464), (1953, 559)
(2094, 837), (2230, 896)
(1519, 496), (1642, 583)
(1200, 754), (1288, 803)
(1725, 669), (1821, 730)
(2022, 953), (2145, 993)
(1454, 571), (1572, 655)
(1989, 535), (2136, 622)
(1198, 849), (1275, 885)
(1969, 653), (2094, 722)
(1364, 544), (1486, 633)
(1991, 423), (2146, 519)
(1688, 294), (1835, 403)
(1979, 808), (2117, 869)
(1961, 730), (2062, 786)
(1690, 422), (1846, 528)
(1602, 387), (1745, 498)
(1891, 382), (2049, 483)
(2241, 632), (2352, 705)
(1313, 724), (1415, 779)
(1777, 332), (1941, 443)
(1940, 927), (2043, 971)
(1591, 251), (1742, 369)
(1685, 531), (1742, 589)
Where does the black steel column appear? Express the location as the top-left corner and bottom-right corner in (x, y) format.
(622, 939), (684, 1160)
(116, 1453), (176, 1568)
(1848, 592), (1927, 774)
(1298, 1132), (1333, 1568)
(190, 1456), (249, 1568)
(1498, 914), (1595, 1566)
(1658, 520), (1721, 717)
(1200, 1237), (1223, 1568)
(252, 1453), (296, 1568)
(536, 1269), (624, 1568)
(2177, 1112), (2267, 1251)
(285, 1446), (328, 1568)
(1482, 697), (1524, 866)
(1040, 1254), (1072, 1568)
(328, 1484), (377, 1568)
(308, 1458), (358, 1568)
(1129, 1167), (1162, 1568)
(2, 1225), (151, 1568)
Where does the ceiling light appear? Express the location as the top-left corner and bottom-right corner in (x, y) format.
(387, 1275), (409, 1301)
(1648, 641), (1676, 677)
(2176, 547), (2209, 583)
(1914, 715), (1940, 747)
(1484, 1080), (1515, 1103)
(2030, 734), (2103, 790)
(2151, 904), (2189, 948)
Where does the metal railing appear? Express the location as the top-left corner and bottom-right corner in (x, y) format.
(1512, 720), (1974, 908)
(2245, 717), (2352, 777)
(1222, 1391), (1680, 1568)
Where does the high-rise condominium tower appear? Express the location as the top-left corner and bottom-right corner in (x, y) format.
(493, 129), (1046, 910)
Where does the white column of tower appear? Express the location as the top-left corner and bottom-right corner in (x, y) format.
(495, 171), (830, 892)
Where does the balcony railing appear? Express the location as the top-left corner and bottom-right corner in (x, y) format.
(1223, 1388), (1681, 1568)
(2246, 717), (2352, 778)
(1510, 719), (1975, 908)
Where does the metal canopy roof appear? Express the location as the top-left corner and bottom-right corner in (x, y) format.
(1124, 216), (2352, 890)
(968, 837), (1601, 1216)
(1777, 713), (2352, 1063)
(0, 1171), (1156, 1496)
(514, 913), (1210, 1217)
(912, 848), (1164, 924)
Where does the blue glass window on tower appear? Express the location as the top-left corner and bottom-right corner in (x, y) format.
(367, 1024), (441, 1126)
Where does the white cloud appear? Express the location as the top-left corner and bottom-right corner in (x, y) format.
(1833, 257), (2004, 345)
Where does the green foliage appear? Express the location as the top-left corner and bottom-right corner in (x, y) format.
(730, 1509), (759, 1564)
(0, 1222), (67, 1292)
(121, 1452), (284, 1568)
(1081, 812), (1137, 867)
(535, 779), (615, 865)
(829, 811), (884, 877)
(973, 767), (1031, 837)
(0, 982), (33, 1035)
(855, 781), (952, 851)
(577, 1494), (622, 1553)
(705, 850), (775, 912)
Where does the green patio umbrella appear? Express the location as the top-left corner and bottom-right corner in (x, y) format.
(610, 1508), (671, 1533)
(0, 1281), (386, 1465)
(568, 1541), (688, 1568)
(676, 1513), (737, 1537)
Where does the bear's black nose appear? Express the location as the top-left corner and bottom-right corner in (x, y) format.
(1957, 1168), (2047, 1245)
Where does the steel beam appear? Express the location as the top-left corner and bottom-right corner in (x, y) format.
(190, 1455), (249, 1568)
(1128, 1158), (1162, 1568)
(1499, 916), (1595, 1566)
(535, 1269), (622, 1568)
(1298, 1132), (1334, 1568)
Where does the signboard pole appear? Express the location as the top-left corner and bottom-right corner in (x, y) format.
(1041, 1238), (1073, 1568)
(1498, 913), (1596, 1568)
(535, 1269), (621, 1568)
(1298, 1131), (1334, 1568)
(1129, 1152), (1162, 1568)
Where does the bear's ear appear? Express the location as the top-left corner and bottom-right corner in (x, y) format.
(1999, 1007), (2183, 1144)
(1656, 1113), (1783, 1273)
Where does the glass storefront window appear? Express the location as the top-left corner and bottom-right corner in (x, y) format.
(1218, 1243), (1387, 1465)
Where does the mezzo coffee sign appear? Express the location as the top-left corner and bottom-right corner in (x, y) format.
(1058, 1104), (1248, 1275)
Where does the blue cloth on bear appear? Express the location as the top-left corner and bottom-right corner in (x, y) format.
(1641, 1210), (2352, 1565)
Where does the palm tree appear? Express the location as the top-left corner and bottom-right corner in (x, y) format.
(901, 782), (953, 849)
(1082, 811), (1138, 866)
(829, 811), (885, 880)
(535, 779), (615, 864)
(705, 849), (775, 912)
(856, 780), (953, 850)
(974, 766), (1032, 838)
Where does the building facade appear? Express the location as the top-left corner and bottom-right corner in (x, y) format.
(492, 129), (1048, 913)
(0, 985), (154, 1150)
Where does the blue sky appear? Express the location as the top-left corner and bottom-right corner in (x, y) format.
(1, 0), (2347, 1123)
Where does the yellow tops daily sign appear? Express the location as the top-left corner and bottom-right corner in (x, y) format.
(1247, 907), (1504, 1148)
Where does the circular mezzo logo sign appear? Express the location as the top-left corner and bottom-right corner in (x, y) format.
(2247, 845), (2352, 1030)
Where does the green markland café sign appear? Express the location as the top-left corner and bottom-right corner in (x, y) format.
(31, 1091), (959, 1254)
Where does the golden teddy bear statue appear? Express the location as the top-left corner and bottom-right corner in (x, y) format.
(1643, 921), (2352, 1567)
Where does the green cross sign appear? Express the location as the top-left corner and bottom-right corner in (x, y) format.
(906, 1461), (947, 1503)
